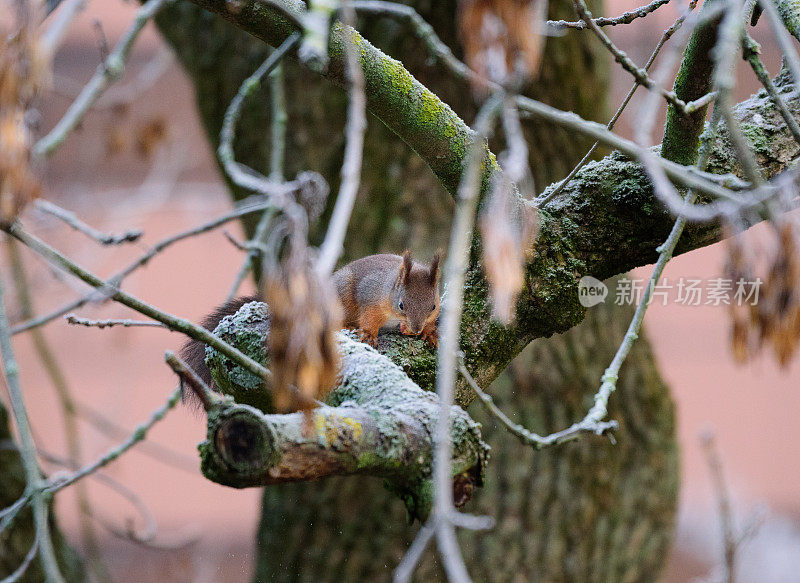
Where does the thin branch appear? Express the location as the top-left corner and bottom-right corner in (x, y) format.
(713, 0), (763, 188)
(760, 0), (800, 94)
(538, 0), (699, 205)
(35, 199), (143, 245)
(549, 0), (673, 30)
(2, 221), (271, 384)
(349, 0), (479, 84)
(434, 94), (503, 583)
(0, 539), (39, 583)
(397, 93), (503, 583)
(39, 0), (87, 57)
(460, 359), (616, 448)
(590, 119), (722, 445)
(74, 400), (199, 473)
(50, 47), (174, 109)
(11, 193), (294, 335)
(0, 268), (65, 583)
(34, 0), (172, 157)
(743, 34), (800, 145)
(217, 32), (301, 198)
(515, 93), (752, 203)
(65, 314), (168, 329)
(700, 432), (738, 583)
(42, 387), (182, 497)
(573, 0), (690, 114)
(165, 351), (220, 412)
(221, 39), (307, 296)
(316, 0), (367, 277)
(5, 239), (111, 583)
(392, 523), (435, 583)
(268, 59), (287, 182)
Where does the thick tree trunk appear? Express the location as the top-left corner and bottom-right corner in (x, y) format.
(157, 1), (678, 581)
(0, 403), (85, 582)
(253, 294), (677, 583)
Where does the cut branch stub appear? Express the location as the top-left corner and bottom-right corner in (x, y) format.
(201, 303), (489, 520)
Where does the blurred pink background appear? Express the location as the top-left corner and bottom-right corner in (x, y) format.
(2, 1), (799, 581)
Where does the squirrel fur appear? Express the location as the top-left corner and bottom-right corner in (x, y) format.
(180, 251), (440, 391)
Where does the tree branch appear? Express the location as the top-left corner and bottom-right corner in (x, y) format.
(181, 0), (800, 407)
(196, 307), (488, 521)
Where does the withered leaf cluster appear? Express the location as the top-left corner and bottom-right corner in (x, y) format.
(727, 220), (800, 368)
(458, 0), (547, 93)
(480, 174), (538, 323)
(1, 6), (46, 224)
(264, 259), (343, 415)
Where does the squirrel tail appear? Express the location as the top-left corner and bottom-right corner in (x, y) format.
(179, 295), (260, 406)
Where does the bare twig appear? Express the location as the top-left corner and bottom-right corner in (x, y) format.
(0, 539), (39, 583)
(165, 351), (221, 412)
(35, 199), (143, 245)
(74, 401), (198, 473)
(43, 387), (182, 498)
(65, 314), (168, 329)
(760, 0), (800, 97)
(50, 47), (174, 109)
(39, 0), (88, 56)
(349, 0), (479, 84)
(268, 59), (287, 182)
(2, 222), (271, 384)
(11, 193), (294, 335)
(316, 1), (367, 276)
(5, 239), (111, 583)
(393, 522), (435, 583)
(460, 358), (616, 448)
(225, 44), (287, 296)
(713, 0), (763, 188)
(538, 0), (700, 205)
(743, 34), (800, 145)
(516, 93), (752, 202)
(218, 32), (301, 198)
(349, 0), (740, 205)
(700, 432), (738, 583)
(0, 268), (65, 583)
(573, 0), (690, 114)
(396, 93), (503, 583)
(34, 0), (173, 157)
(549, 0), (673, 30)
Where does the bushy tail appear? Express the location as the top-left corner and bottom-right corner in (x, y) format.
(179, 295), (260, 405)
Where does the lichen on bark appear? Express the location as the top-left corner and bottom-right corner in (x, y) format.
(201, 303), (488, 520)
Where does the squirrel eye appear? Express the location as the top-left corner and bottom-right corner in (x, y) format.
(398, 300), (404, 311)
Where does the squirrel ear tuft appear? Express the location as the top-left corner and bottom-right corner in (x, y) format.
(400, 250), (412, 284)
(429, 252), (440, 284)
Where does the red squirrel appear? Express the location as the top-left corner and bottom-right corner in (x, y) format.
(181, 251), (440, 389)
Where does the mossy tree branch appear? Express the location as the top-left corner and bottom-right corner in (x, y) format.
(179, 0), (800, 406)
(183, 0), (482, 197)
(198, 302), (488, 520)
(661, 0), (722, 165)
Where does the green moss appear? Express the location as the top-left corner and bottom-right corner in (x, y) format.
(205, 301), (273, 412)
(739, 122), (772, 155)
(776, 0), (800, 40)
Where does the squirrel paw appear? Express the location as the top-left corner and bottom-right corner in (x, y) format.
(421, 327), (438, 348)
(358, 329), (379, 348)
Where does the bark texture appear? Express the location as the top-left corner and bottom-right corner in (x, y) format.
(252, 295), (677, 582)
